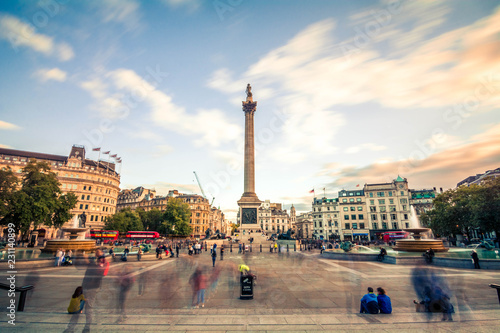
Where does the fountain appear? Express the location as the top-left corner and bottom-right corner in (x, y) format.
(392, 206), (448, 252)
(41, 213), (97, 253)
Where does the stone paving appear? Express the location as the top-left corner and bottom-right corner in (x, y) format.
(1, 249), (500, 332)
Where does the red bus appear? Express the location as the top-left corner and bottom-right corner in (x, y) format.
(126, 231), (160, 239)
(89, 230), (119, 243)
(383, 231), (409, 242)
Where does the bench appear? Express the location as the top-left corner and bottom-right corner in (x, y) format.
(489, 284), (500, 304)
(0, 283), (35, 311)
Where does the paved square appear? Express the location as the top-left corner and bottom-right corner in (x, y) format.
(1, 250), (500, 332)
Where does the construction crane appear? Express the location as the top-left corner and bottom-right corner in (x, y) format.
(193, 171), (216, 207)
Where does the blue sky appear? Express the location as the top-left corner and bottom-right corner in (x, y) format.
(1, 0), (500, 221)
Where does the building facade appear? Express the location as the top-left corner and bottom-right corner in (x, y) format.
(312, 197), (340, 240)
(457, 167), (500, 187)
(258, 200), (292, 234)
(295, 212), (313, 239)
(338, 189), (368, 241)
(0, 145), (120, 237)
(117, 186), (156, 211)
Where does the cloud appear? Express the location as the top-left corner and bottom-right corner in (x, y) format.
(152, 144), (174, 157)
(324, 123), (500, 190)
(0, 120), (21, 130)
(0, 144), (12, 148)
(99, 0), (142, 30)
(35, 68), (67, 82)
(81, 68), (242, 147)
(0, 13), (74, 61)
(345, 143), (387, 154)
(161, 0), (201, 11)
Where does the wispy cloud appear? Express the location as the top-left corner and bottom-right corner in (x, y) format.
(161, 0), (201, 11)
(99, 0), (142, 30)
(345, 143), (387, 154)
(0, 13), (74, 61)
(0, 120), (21, 130)
(34, 68), (67, 82)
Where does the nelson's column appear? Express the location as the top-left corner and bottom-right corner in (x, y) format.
(237, 84), (262, 235)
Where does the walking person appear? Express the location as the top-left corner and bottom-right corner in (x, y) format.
(471, 250), (480, 269)
(55, 248), (62, 267)
(176, 243), (180, 257)
(189, 268), (206, 308)
(220, 245), (224, 260)
(137, 246), (142, 261)
(156, 245), (163, 260)
(211, 246), (217, 267)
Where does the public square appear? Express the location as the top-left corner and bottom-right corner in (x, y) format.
(1, 248), (500, 332)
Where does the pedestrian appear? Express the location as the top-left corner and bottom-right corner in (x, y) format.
(59, 249), (66, 266)
(55, 248), (62, 267)
(156, 245), (162, 260)
(274, 243), (278, 253)
(137, 246), (142, 261)
(67, 286), (86, 314)
(176, 243), (180, 258)
(189, 268), (206, 308)
(376, 287), (392, 314)
(471, 250), (480, 269)
(109, 246), (115, 261)
(121, 246), (129, 261)
(360, 287), (379, 314)
(220, 245), (224, 260)
(377, 247), (387, 261)
(67, 250), (73, 261)
(169, 245), (174, 258)
(239, 243), (242, 254)
(211, 247), (217, 267)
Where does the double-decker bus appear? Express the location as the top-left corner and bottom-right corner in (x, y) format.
(382, 231), (409, 242)
(89, 230), (119, 243)
(126, 231), (160, 240)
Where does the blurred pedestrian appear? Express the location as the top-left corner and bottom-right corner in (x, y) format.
(211, 247), (217, 267)
(67, 286), (86, 314)
(220, 245), (224, 260)
(137, 246), (142, 261)
(156, 245), (163, 259)
(471, 250), (480, 269)
(189, 268), (206, 308)
(176, 243), (180, 257)
(55, 248), (62, 267)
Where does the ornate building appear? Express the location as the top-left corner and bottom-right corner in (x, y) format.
(117, 186), (156, 211)
(295, 212), (313, 239)
(312, 197), (340, 240)
(0, 145), (120, 237)
(258, 200), (293, 234)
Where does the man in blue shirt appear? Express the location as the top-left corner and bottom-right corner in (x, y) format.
(360, 287), (379, 314)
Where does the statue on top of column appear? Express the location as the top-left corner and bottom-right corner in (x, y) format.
(245, 84), (253, 102)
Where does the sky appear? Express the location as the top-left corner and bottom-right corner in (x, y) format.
(1, 0), (499, 222)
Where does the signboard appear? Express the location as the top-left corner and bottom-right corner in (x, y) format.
(240, 275), (254, 299)
(241, 208), (257, 224)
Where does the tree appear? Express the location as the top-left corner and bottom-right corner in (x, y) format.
(231, 223), (239, 235)
(0, 167), (18, 217)
(421, 178), (500, 239)
(162, 198), (192, 236)
(137, 208), (164, 231)
(0, 160), (78, 237)
(104, 208), (143, 234)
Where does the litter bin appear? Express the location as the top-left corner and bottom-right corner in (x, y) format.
(240, 274), (254, 300)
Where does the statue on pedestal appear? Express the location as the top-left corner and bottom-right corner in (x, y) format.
(246, 84), (253, 102)
(78, 212), (87, 228)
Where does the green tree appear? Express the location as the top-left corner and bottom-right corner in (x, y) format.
(0, 167), (18, 217)
(161, 198), (192, 236)
(137, 208), (164, 231)
(104, 208), (143, 234)
(0, 160), (78, 237)
(470, 177), (500, 238)
(231, 223), (239, 235)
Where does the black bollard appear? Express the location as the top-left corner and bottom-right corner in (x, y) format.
(270, 245), (272, 253)
(260, 244), (262, 252)
(278, 244), (281, 253)
(230, 244), (232, 253)
(250, 245), (252, 252)
(294, 244), (296, 251)
(287, 244), (289, 252)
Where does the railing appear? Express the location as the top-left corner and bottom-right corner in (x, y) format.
(0, 283), (34, 311)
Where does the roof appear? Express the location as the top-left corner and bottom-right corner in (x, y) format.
(395, 175), (405, 182)
(0, 147), (67, 162)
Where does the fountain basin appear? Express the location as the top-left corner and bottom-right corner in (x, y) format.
(393, 239), (448, 252)
(41, 239), (96, 253)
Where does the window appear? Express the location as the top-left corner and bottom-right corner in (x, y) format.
(372, 223), (378, 229)
(389, 199), (394, 204)
(370, 206), (376, 212)
(86, 195), (90, 200)
(314, 222), (317, 228)
(73, 184), (77, 189)
(84, 204), (88, 210)
(388, 191), (392, 196)
(380, 206), (386, 212)
(389, 206), (396, 212)
(400, 198), (407, 204)
(371, 214), (377, 221)
(83, 186), (87, 190)
(345, 223), (350, 229)
(402, 205), (407, 210)
(89, 186), (92, 191)
(81, 195), (85, 200)
(357, 206), (363, 211)
(378, 199), (385, 204)
(391, 213), (397, 220)
(343, 207), (348, 211)
(381, 214), (387, 220)
(360, 223), (365, 229)
(369, 192), (373, 197)
(401, 191), (404, 196)
(350, 207), (355, 211)
(318, 208), (321, 211)
(404, 214), (408, 220)
(335, 221), (338, 227)
(356, 198), (361, 202)
(377, 192), (385, 197)
(342, 199), (347, 203)
(79, 204), (83, 209)
(344, 215), (349, 220)
(392, 222), (398, 229)
(319, 222), (322, 227)
(358, 214), (364, 220)
(405, 223), (410, 228)
(370, 200), (374, 205)
(328, 221), (332, 227)
(351, 214), (357, 220)
(382, 222), (388, 229)
(327, 207), (330, 211)
(352, 223), (358, 229)
(349, 198), (354, 203)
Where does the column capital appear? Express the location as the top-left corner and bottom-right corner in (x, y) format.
(242, 101), (257, 114)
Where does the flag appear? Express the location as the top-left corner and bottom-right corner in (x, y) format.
(309, 189), (315, 193)
(103, 151), (110, 154)
(92, 147), (101, 151)
(356, 184), (360, 187)
(117, 160), (122, 164)
(110, 154), (117, 158)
